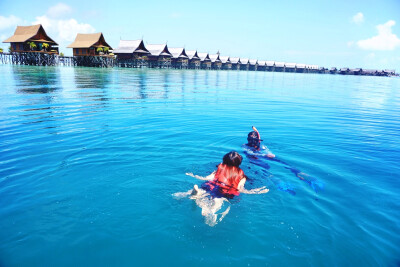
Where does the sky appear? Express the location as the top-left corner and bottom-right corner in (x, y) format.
(1, 0), (400, 71)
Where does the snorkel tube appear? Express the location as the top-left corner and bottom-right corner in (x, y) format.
(252, 126), (261, 150)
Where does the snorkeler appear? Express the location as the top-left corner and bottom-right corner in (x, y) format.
(243, 126), (323, 193)
(173, 151), (269, 227)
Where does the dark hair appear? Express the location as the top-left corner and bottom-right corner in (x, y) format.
(247, 131), (260, 148)
(222, 151), (243, 167)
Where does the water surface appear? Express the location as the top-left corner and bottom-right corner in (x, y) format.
(0, 65), (399, 266)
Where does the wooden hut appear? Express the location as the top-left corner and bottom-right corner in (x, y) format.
(285, 63), (296, 73)
(67, 33), (113, 67)
(257, 61), (266, 71)
(266, 61), (275, 72)
(384, 69), (395, 76)
(146, 44), (172, 68)
(362, 69), (377, 76)
(113, 40), (149, 68)
(274, 62), (285, 72)
(230, 57), (240, 70)
(3, 24), (59, 65)
(339, 68), (350, 75)
(186, 50), (200, 69)
(240, 58), (249, 70)
(198, 53), (211, 70)
(209, 54), (222, 70)
(319, 67), (327, 74)
(249, 59), (258, 71)
(309, 65), (319, 73)
(220, 56), (231, 70)
(296, 64), (306, 73)
(329, 67), (337, 74)
(169, 48), (189, 69)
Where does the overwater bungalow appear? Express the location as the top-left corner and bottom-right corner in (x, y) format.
(146, 44), (172, 68)
(68, 33), (112, 57)
(330, 67), (337, 74)
(209, 54), (222, 70)
(319, 67), (327, 74)
(257, 61), (266, 71)
(169, 48), (189, 69)
(309, 65), (319, 73)
(67, 32), (113, 67)
(220, 56), (231, 70)
(296, 64), (306, 73)
(113, 40), (149, 68)
(266, 61), (275, 72)
(274, 62), (285, 72)
(339, 68), (350, 75)
(186, 50), (200, 69)
(285, 63), (296, 73)
(3, 24), (59, 65)
(384, 69), (396, 76)
(198, 53), (211, 70)
(249, 59), (258, 71)
(230, 57), (240, 70)
(240, 58), (249, 71)
(362, 69), (377, 76)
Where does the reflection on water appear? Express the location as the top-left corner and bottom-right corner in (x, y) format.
(12, 65), (62, 94)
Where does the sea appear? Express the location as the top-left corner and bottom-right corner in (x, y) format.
(0, 64), (399, 266)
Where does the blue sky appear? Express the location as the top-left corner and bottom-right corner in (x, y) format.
(1, 0), (400, 70)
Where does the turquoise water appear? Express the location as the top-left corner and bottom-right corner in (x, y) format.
(0, 64), (399, 266)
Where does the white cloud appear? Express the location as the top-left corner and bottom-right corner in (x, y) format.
(47, 3), (72, 19)
(357, 20), (400, 51)
(347, 41), (355, 47)
(0, 15), (23, 31)
(352, 12), (364, 25)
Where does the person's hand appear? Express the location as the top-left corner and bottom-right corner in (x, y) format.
(258, 188), (270, 194)
(185, 172), (195, 177)
(267, 153), (275, 158)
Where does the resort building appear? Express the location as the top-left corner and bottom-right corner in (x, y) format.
(67, 33), (113, 67)
(257, 61), (266, 71)
(296, 64), (306, 73)
(68, 33), (112, 57)
(330, 67), (337, 74)
(220, 56), (231, 70)
(169, 48), (189, 69)
(249, 59), (258, 71)
(198, 53), (211, 70)
(284, 63), (296, 73)
(146, 44), (172, 68)
(230, 57), (240, 70)
(209, 54), (222, 70)
(240, 58), (249, 71)
(274, 62), (285, 72)
(113, 40), (150, 68)
(339, 68), (350, 75)
(3, 24), (59, 65)
(266, 61), (275, 72)
(186, 50), (200, 69)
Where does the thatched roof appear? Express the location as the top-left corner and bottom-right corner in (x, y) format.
(209, 54), (221, 63)
(113, 40), (149, 54)
(146, 44), (171, 56)
(169, 47), (188, 59)
(220, 56), (230, 64)
(249, 59), (258, 65)
(240, 58), (249, 64)
(266, 61), (275, 67)
(257, 60), (266, 66)
(186, 50), (199, 60)
(296, 64), (306, 69)
(67, 33), (111, 49)
(198, 53), (210, 61)
(275, 62), (285, 67)
(3, 24), (57, 44)
(340, 68), (349, 71)
(230, 57), (240, 64)
(285, 63), (296, 68)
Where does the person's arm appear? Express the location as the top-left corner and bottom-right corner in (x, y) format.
(186, 171), (216, 181)
(238, 178), (269, 194)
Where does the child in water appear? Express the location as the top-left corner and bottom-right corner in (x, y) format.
(174, 151), (269, 226)
(244, 126), (276, 158)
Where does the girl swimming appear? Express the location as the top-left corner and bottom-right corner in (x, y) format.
(174, 151), (269, 226)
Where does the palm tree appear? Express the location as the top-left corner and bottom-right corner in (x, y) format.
(96, 47), (104, 54)
(103, 47), (109, 54)
(0, 48), (3, 53)
(42, 43), (49, 51)
(27, 42), (37, 51)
